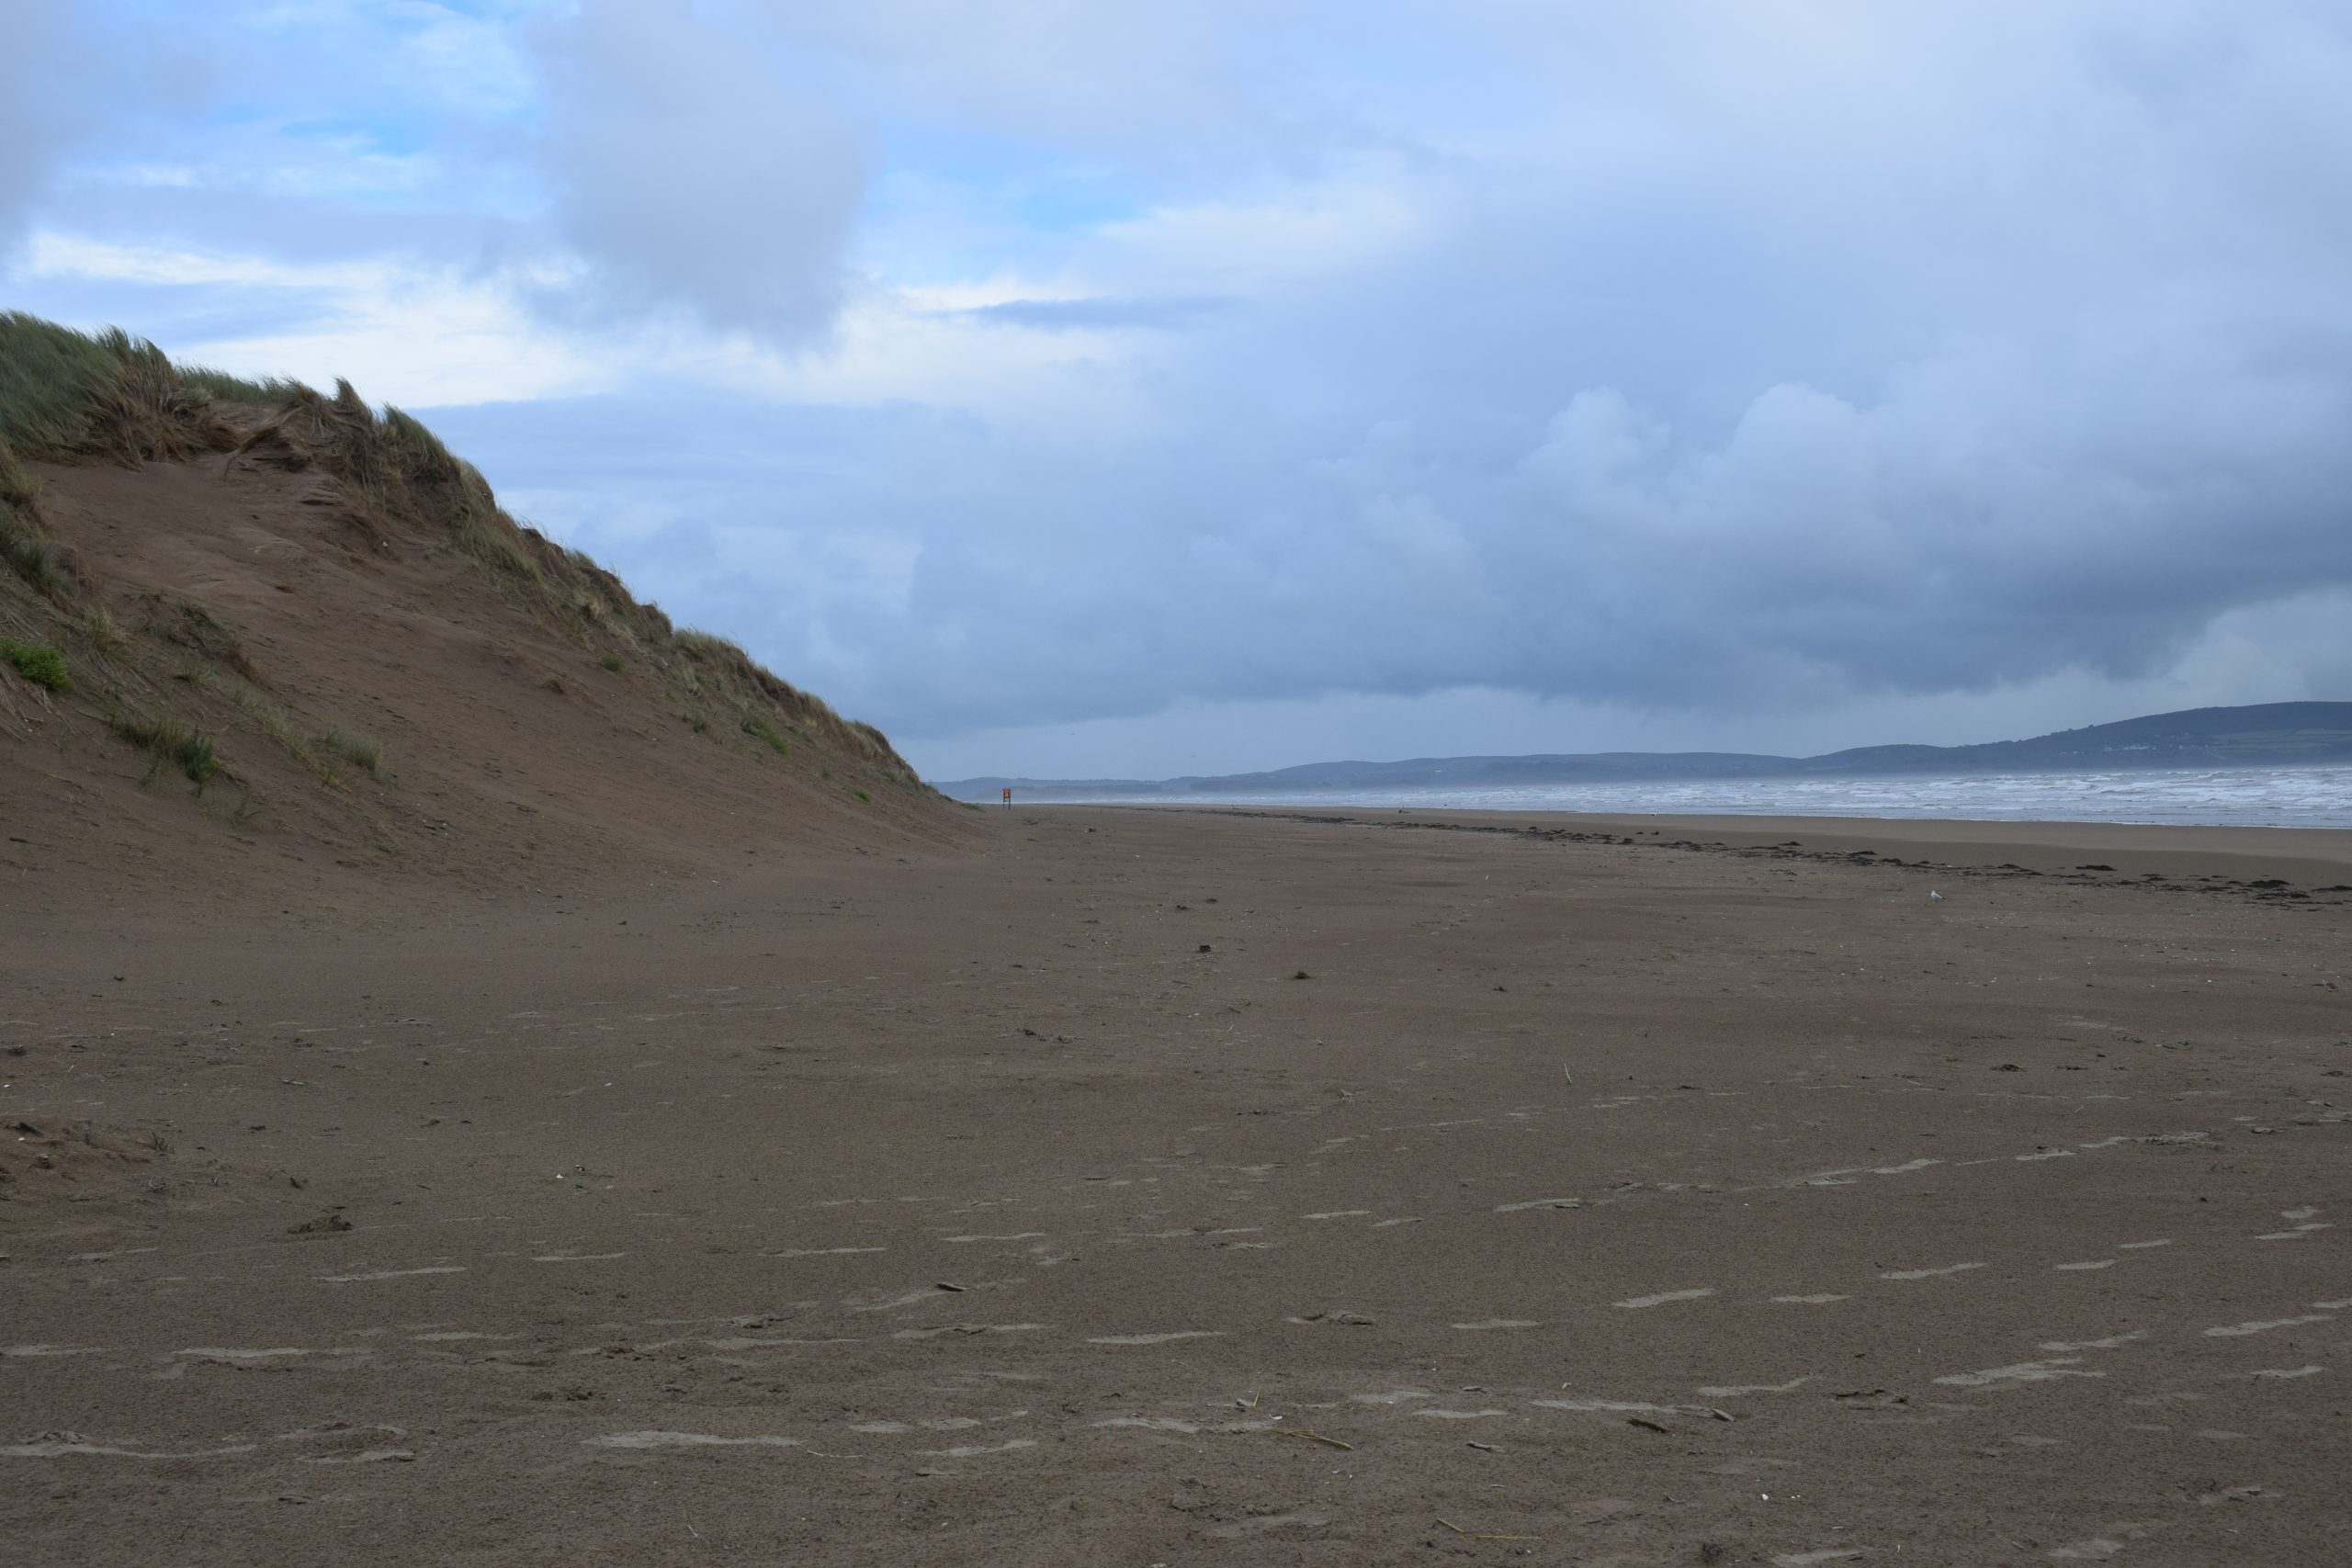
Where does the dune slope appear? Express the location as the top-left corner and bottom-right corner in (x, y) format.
(0, 313), (967, 911)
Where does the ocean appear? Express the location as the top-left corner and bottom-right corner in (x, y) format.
(1022, 764), (2352, 829)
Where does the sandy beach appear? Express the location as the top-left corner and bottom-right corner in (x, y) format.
(5, 806), (2346, 1564)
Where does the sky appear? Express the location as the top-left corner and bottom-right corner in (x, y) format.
(6, 0), (2350, 779)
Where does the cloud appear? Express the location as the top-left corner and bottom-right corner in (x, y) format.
(957, 295), (1227, 332)
(530, 0), (869, 345)
(10, 0), (2352, 775)
(18, 233), (606, 405)
(0, 0), (101, 254)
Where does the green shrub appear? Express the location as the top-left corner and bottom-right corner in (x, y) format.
(176, 728), (219, 785)
(850, 787), (870, 803)
(741, 715), (789, 757)
(0, 636), (70, 692)
(108, 710), (217, 788)
(598, 652), (623, 672)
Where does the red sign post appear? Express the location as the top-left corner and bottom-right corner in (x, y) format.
(1001, 787), (1012, 808)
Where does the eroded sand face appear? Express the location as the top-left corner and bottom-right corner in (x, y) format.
(4, 809), (2346, 1563)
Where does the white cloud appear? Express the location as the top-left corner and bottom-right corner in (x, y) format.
(530, 0), (869, 344)
(20, 232), (609, 405)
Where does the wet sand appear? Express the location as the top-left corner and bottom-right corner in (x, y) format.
(5, 807), (2347, 1564)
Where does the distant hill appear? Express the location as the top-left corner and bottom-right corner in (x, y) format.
(941, 702), (2352, 802)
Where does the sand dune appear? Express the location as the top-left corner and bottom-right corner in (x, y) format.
(2, 316), (963, 919)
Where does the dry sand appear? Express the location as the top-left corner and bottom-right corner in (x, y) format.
(4, 805), (2348, 1564)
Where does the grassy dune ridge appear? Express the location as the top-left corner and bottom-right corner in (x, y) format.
(0, 310), (923, 811)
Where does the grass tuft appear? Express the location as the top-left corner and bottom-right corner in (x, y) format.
(1, 636), (72, 692)
(108, 709), (218, 788)
(379, 405), (461, 485)
(315, 726), (388, 782)
(0, 311), (128, 455)
(176, 728), (219, 785)
(79, 604), (128, 654)
(1, 515), (75, 602)
(0, 432), (40, 506)
(176, 365), (299, 407)
(458, 511), (542, 580)
(598, 652), (623, 672)
(741, 715), (790, 757)
(218, 682), (337, 784)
